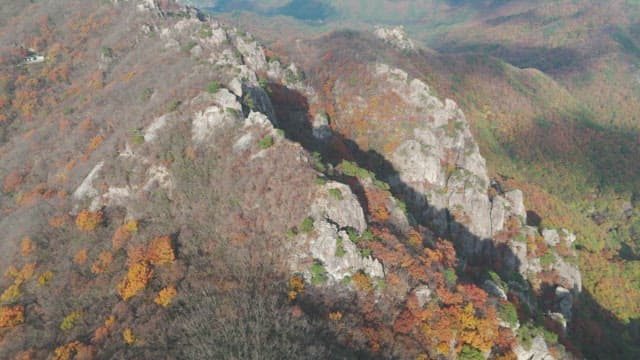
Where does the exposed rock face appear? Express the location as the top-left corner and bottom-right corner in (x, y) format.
(191, 90), (242, 144)
(414, 285), (433, 307)
(505, 190), (527, 221)
(310, 182), (367, 234)
(555, 286), (573, 321)
(378, 63), (495, 254)
(542, 229), (560, 247)
(373, 26), (415, 51)
(295, 182), (384, 282)
(306, 219), (384, 282)
(312, 112), (332, 140)
(514, 335), (555, 360)
(72, 161), (104, 203)
(483, 279), (508, 301)
(552, 256), (582, 292)
(371, 62), (582, 328)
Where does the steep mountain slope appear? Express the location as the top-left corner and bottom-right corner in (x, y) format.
(0, 0), (638, 359)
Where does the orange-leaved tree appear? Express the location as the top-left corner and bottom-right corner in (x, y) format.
(117, 262), (153, 301)
(146, 236), (175, 265)
(0, 305), (24, 328)
(75, 210), (103, 232)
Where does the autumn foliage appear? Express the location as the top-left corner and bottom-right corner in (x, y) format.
(154, 286), (177, 307)
(288, 275), (305, 301)
(75, 210), (103, 232)
(92, 315), (116, 343)
(146, 236), (175, 265)
(0, 305), (25, 328)
(52, 341), (93, 360)
(123, 328), (138, 345)
(117, 262), (153, 301)
(111, 220), (138, 250)
(20, 237), (35, 257)
(91, 251), (114, 274)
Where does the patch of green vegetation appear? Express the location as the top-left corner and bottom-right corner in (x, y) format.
(225, 107), (240, 118)
(199, 27), (213, 38)
(63, 107), (74, 115)
(311, 152), (326, 172)
(328, 188), (343, 200)
(498, 302), (519, 328)
(360, 248), (372, 257)
(458, 345), (484, 360)
(300, 216), (314, 233)
(242, 93), (255, 110)
(268, 55), (280, 63)
(346, 227), (359, 243)
(517, 323), (537, 351)
(540, 249), (556, 269)
(335, 238), (346, 257)
(182, 40), (198, 52)
(101, 46), (113, 58)
(310, 260), (328, 285)
(517, 322), (559, 351)
(314, 176), (328, 186)
(284, 68), (305, 83)
(140, 87), (154, 102)
(374, 179), (390, 191)
(258, 135), (274, 149)
(443, 268), (457, 287)
(286, 228), (297, 238)
(259, 77), (268, 90)
(60, 310), (82, 331)
(361, 229), (374, 242)
(206, 81), (221, 94)
(129, 128), (145, 145)
(348, 73), (358, 86)
(167, 99), (181, 112)
(339, 160), (373, 179)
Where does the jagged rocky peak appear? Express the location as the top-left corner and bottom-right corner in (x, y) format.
(373, 26), (416, 51)
(307, 53), (582, 326)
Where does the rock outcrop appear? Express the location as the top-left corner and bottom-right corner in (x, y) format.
(369, 63), (581, 325)
(374, 26), (415, 51)
(294, 182), (384, 283)
(514, 335), (555, 360)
